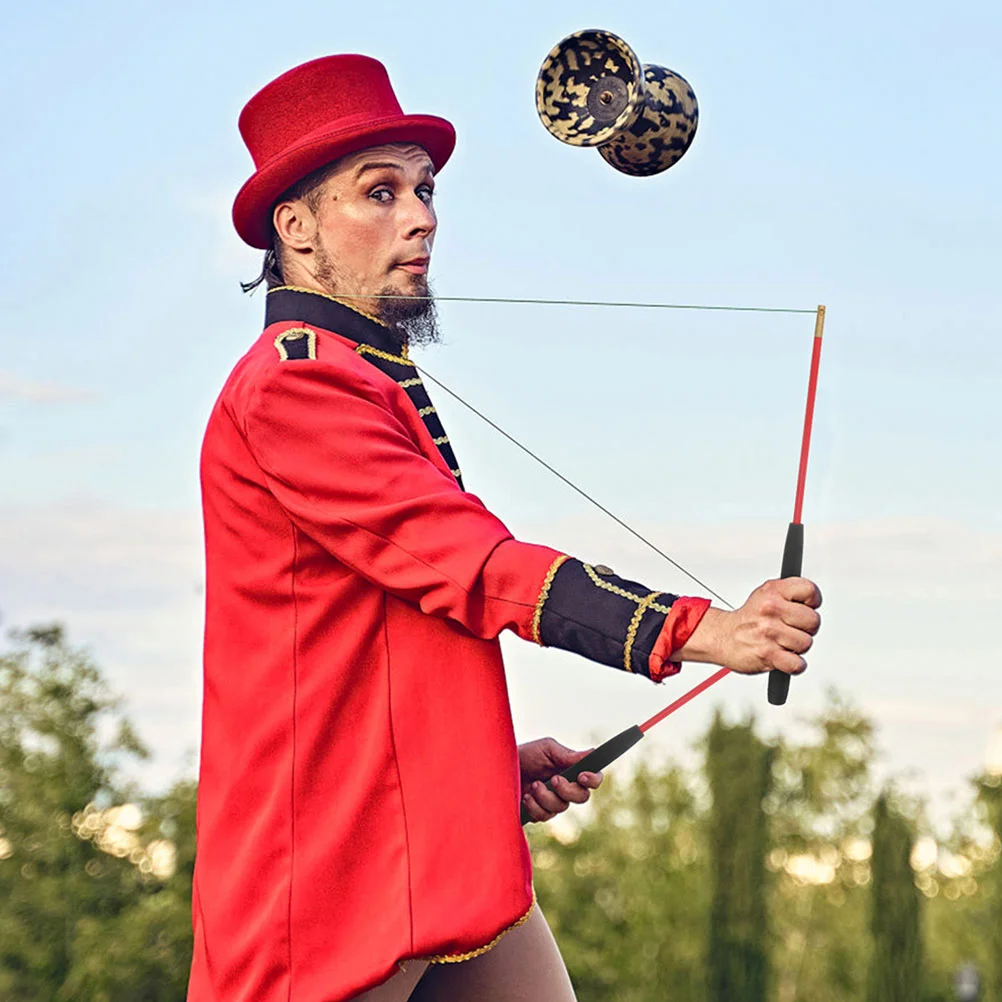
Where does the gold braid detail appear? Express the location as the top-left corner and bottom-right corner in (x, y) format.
(623, 591), (664, 673)
(356, 344), (415, 367)
(272, 327), (316, 361)
(398, 377), (423, 389)
(531, 555), (571, 645)
(269, 284), (388, 326)
(582, 564), (674, 615)
(423, 890), (537, 964)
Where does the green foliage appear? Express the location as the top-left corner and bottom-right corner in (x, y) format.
(978, 774), (1002, 1001)
(767, 694), (878, 1002)
(769, 691), (876, 850)
(706, 712), (772, 1002)
(532, 693), (999, 1002)
(529, 762), (710, 1002)
(866, 792), (923, 1002)
(1, 627), (999, 1002)
(0, 626), (195, 1001)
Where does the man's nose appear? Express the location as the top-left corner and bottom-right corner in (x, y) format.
(403, 195), (436, 238)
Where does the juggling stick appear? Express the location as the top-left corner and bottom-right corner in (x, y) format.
(521, 305), (826, 823)
(519, 669), (729, 825)
(768, 304), (825, 705)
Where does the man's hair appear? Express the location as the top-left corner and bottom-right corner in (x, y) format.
(240, 158), (343, 294)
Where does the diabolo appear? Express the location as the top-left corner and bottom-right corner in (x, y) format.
(535, 28), (699, 176)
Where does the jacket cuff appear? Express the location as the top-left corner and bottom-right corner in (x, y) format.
(648, 597), (713, 682)
(535, 558), (684, 679)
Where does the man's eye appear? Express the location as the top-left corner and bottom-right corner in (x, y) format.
(370, 188), (393, 203)
(417, 186), (434, 204)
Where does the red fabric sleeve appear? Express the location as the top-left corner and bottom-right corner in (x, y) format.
(241, 358), (562, 640)
(648, 596), (713, 682)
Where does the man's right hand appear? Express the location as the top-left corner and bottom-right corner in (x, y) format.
(673, 578), (822, 675)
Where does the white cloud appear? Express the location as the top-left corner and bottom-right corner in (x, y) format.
(0, 504), (998, 815)
(0, 503), (204, 791)
(0, 370), (96, 405)
(503, 512), (1002, 824)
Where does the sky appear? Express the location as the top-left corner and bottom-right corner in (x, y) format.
(0, 0), (999, 828)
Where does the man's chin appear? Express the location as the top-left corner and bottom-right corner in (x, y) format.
(377, 277), (440, 348)
(379, 277), (432, 319)
(391, 272), (430, 302)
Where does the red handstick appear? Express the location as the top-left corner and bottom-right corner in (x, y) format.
(640, 306), (827, 727)
(640, 667), (731, 733)
(793, 306), (826, 524)
(521, 308), (827, 823)
(769, 304), (826, 704)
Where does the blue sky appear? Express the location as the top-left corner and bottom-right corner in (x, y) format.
(1, 0), (999, 823)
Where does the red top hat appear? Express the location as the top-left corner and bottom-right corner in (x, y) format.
(232, 55), (456, 249)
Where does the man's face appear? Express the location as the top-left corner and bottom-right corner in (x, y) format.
(305, 143), (437, 311)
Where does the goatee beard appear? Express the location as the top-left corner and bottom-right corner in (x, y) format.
(313, 245), (441, 350)
(376, 278), (441, 351)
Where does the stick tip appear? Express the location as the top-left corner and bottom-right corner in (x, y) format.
(814, 305), (826, 339)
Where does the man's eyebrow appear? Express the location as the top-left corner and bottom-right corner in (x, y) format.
(354, 160), (435, 178)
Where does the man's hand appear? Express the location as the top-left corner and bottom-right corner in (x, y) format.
(518, 737), (603, 823)
(675, 577), (822, 675)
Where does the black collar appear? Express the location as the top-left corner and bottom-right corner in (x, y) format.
(265, 286), (404, 357)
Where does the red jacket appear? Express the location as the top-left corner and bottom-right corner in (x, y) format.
(189, 287), (708, 1001)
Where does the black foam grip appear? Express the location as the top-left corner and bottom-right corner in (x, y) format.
(768, 522), (804, 706)
(520, 725), (644, 825)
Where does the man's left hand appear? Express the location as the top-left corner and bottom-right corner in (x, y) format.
(518, 737), (603, 823)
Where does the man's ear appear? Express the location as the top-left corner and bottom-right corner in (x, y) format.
(273, 200), (317, 254)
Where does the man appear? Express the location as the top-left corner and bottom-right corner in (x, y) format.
(191, 55), (821, 1002)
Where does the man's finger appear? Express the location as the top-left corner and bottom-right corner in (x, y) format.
(522, 794), (555, 823)
(553, 745), (595, 771)
(531, 781), (570, 815)
(776, 577), (822, 608)
(779, 602), (821, 635)
(771, 649), (807, 675)
(773, 624), (814, 656)
(550, 775), (590, 805)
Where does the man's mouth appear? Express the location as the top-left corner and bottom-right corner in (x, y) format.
(395, 257), (429, 276)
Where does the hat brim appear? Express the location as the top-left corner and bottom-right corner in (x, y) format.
(232, 113), (456, 249)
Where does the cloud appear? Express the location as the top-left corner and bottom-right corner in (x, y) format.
(0, 370), (97, 404)
(0, 503), (204, 791)
(501, 512), (1002, 823)
(0, 504), (998, 815)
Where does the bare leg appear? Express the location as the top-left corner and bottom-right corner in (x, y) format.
(350, 959), (431, 1002)
(409, 906), (577, 1002)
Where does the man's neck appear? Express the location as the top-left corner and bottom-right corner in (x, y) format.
(274, 263), (387, 327)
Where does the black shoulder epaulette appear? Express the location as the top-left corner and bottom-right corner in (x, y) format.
(273, 327), (317, 361)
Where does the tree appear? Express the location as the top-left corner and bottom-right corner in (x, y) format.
(6, 622), (996, 1002)
(529, 760), (711, 1002)
(705, 712), (773, 1002)
(867, 791), (923, 1002)
(767, 691), (878, 1002)
(978, 773), (1002, 1002)
(531, 693), (882, 1002)
(0, 624), (194, 1001)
